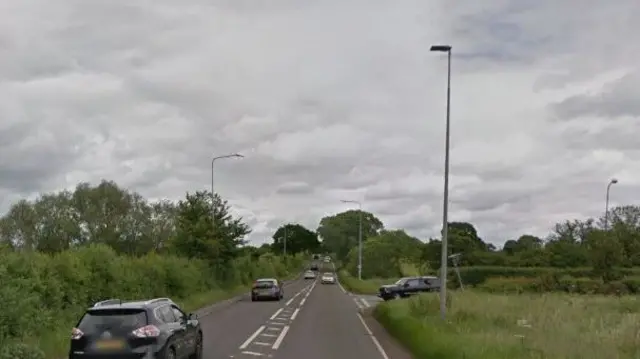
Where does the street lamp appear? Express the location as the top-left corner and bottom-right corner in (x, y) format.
(431, 43), (452, 321)
(210, 153), (244, 220)
(604, 178), (618, 230)
(341, 199), (363, 280)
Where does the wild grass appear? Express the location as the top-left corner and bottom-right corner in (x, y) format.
(374, 291), (640, 359)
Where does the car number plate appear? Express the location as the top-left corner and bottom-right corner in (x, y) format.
(95, 339), (125, 350)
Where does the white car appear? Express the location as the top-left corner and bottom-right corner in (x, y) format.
(303, 270), (316, 279)
(321, 273), (335, 284)
(324, 256), (331, 263)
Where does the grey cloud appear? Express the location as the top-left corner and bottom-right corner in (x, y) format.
(2, 0), (640, 247)
(552, 71), (640, 120)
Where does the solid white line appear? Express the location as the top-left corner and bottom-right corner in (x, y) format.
(239, 326), (265, 349)
(270, 308), (283, 320)
(357, 313), (390, 359)
(290, 308), (300, 320)
(271, 325), (290, 349)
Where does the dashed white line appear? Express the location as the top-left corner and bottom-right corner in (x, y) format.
(271, 325), (290, 349)
(357, 313), (390, 359)
(270, 308), (283, 320)
(299, 297), (306, 306)
(240, 326), (265, 349)
(290, 308), (300, 320)
(360, 297), (370, 308)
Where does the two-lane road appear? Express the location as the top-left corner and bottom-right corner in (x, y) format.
(199, 266), (412, 359)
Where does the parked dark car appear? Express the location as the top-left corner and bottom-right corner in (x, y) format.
(69, 297), (202, 359)
(251, 278), (284, 301)
(378, 276), (441, 301)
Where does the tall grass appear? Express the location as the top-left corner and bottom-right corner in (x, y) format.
(374, 291), (640, 359)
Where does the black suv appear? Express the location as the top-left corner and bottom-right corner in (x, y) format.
(69, 297), (202, 359)
(378, 276), (441, 301)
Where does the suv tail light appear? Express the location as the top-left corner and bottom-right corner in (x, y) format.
(71, 328), (84, 340)
(132, 325), (160, 338)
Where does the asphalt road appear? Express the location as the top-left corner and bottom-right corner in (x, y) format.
(199, 263), (411, 359)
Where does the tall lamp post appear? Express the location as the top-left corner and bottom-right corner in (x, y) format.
(604, 178), (618, 230)
(210, 153), (244, 221)
(341, 199), (363, 280)
(431, 44), (452, 321)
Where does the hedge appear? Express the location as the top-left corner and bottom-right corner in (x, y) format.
(0, 244), (304, 359)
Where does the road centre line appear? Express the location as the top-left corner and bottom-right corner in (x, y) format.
(270, 308), (283, 320)
(239, 326), (265, 349)
(271, 325), (290, 349)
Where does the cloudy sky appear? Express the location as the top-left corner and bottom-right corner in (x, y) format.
(1, 0), (638, 246)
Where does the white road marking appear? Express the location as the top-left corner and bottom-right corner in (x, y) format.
(353, 298), (364, 310)
(360, 297), (370, 308)
(272, 317), (287, 321)
(271, 325), (290, 349)
(285, 297), (294, 306)
(268, 321), (285, 326)
(260, 333), (277, 337)
(265, 327), (281, 331)
(300, 297), (306, 306)
(357, 313), (390, 359)
(269, 308), (283, 320)
(290, 308), (300, 320)
(241, 351), (264, 356)
(239, 326), (265, 349)
(254, 342), (270, 346)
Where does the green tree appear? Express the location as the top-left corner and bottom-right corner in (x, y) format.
(346, 229), (424, 278)
(588, 229), (624, 281)
(316, 210), (384, 261)
(169, 191), (250, 279)
(272, 223), (319, 255)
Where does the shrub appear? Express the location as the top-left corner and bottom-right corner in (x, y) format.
(0, 244), (304, 358)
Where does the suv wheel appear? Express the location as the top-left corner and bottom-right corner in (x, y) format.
(166, 347), (176, 359)
(190, 332), (203, 359)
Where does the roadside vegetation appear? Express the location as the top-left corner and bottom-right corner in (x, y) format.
(0, 180), (317, 359)
(322, 205), (640, 358)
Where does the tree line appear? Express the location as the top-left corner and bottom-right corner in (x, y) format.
(268, 205), (640, 282)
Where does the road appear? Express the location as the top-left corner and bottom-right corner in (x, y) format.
(199, 264), (411, 359)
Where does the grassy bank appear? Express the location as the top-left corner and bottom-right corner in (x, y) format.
(337, 270), (397, 294)
(0, 245), (305, 359)
(373, 291), (640, 359)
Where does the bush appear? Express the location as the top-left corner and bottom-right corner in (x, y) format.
(0, 244), (304, 358)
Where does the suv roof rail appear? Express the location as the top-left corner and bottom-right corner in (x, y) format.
(145, 297), (172, 305)
(93, 298), (122, 307)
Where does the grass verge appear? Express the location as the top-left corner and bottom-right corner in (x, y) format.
(373, 290), (640, 359)
(337, 270), (397, 294)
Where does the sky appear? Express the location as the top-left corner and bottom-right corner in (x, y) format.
(1, 0), (639, 247)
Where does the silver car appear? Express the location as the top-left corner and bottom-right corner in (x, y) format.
(303, 270), (316, 279)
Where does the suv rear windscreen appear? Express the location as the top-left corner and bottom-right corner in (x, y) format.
(254, 281), (275, 289)
(78, 309), (148, 334)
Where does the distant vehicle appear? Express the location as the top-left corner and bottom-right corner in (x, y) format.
(310, 263), (319, 271)
(303, 270), (316, 279)
(312, 254), (320, 260)
(320, 272), (335, 284)
(323, 256), (331, 263)
(69, 297), (202, 359)
(252, 278), (284, 301)
(378, 276), (440, 301)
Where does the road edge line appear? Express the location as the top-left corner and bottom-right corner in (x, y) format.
(357, 313), (390, 359)
(239, 325), (266, 349)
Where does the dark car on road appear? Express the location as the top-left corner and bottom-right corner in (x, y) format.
(310, 263), (319, 271)
(69, 297), (202, 359)
(251, 278), (284, 301)
(378, 276), (441, 301)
